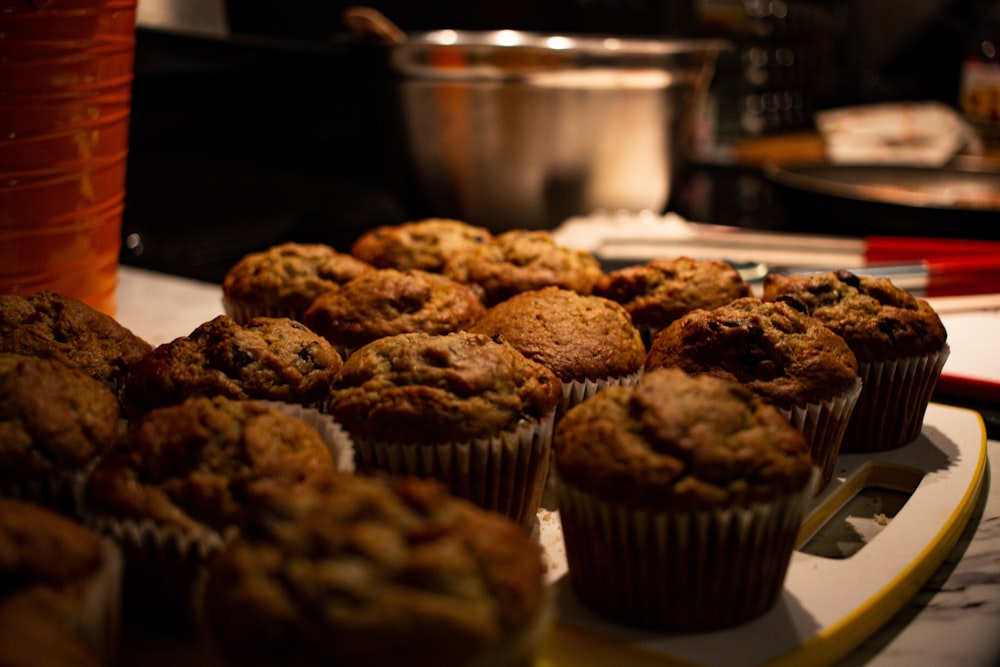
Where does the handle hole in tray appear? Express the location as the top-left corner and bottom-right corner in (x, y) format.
(796, 462), (924, 560)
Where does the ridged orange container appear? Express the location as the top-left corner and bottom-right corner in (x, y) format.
(0, 0), (137, 315)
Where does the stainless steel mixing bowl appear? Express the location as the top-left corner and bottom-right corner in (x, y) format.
(383, 30), (729, 232)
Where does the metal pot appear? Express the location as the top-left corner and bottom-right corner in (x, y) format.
(380, 30), (729, 232)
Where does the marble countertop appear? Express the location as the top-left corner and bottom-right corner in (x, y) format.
(113, 265), (1000, 667)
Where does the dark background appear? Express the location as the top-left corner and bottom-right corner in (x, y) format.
(120, 0), (988, 283)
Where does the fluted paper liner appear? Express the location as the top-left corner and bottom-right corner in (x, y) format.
(777, 376), (862, 493)
(352, 410), (556, 528)
(541, 370), (644, 511)
(558, 369), (643, 418)
(67, 538), (124, 664)
(0, 465), (93, 519)
(555, 469), (817, 632)
(221, 297), (302, 325)
(83, 506), (237, 626)
(841, 344), (950, 453)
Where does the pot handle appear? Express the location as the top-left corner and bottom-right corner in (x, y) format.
(342, 6), (406, 44)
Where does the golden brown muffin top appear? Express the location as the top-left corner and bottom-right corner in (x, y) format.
(593, 256), (752, 330)
(442, 230), (605, 306)
(222, 242), (373, 315)
(553, 368), (814, 510)
(0, 291), (152, 391)
(302, 268), (486, 352)
(468, 286), (645, 382)
(121, 315), (342, 417)
(0, 498), (105, 586)
(645, 297), (859, 408)
(350, 218), (493, 273)
(0, 354), (122, 480)
(85, 396), (337, 533)
(762, 269), (948, 362)
(202, 475), (547, 667)
(327, 331), (562, 443)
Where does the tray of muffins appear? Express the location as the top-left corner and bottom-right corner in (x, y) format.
(0, 217), (987, 667)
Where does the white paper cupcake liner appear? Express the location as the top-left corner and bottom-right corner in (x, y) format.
(539, 370), (644, 511)
(81, 511), (236, 633)
(558, 369), (643, 418)
(777, 376), (862, 493)
(0, 467), (91, 519)
(72, 538), (124, 664)
(841, 344), (950, 452)
(555, 469), (817, 632)
(352, 410), (557, 528)
(221, 298), (303, 325)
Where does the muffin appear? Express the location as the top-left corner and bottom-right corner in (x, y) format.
(0, 353), (122, 515)
(762, 269), (949, 452)
(468, 286), (645, 416)
(552, 368), (815, 631)
(593, 256), (752, 348)
(200, 475), (552, 667)
(350, 217), (492, 273)
(302, 268), (487, 358)
(222, 242), (374, 323)
(443, 229), (605, 306)
(646, 297), (861, 492)
(121, 314), (343, 418)
(0, 290), (152, 396)
(326, 331), (563, 527)
(0, 498), (122, 666)
(83, 396), (341, 630)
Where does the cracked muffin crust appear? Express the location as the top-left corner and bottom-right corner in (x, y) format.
(645, 297), (858, 409)
(593, 256), (752, 344)
(761, 269), (947, 362)
(121, 315), (342, 417)
(0, 353), (121, 488)
(85, 396), (338, 534)
(554, 368), (814, 510)
(327, 331), (562, 444)
(222, 242), (373, 322)
(468, 286), (645, 384)
(442, 230), (604, 306)
(0, 291), (151, 394)
(302, 268), (486, 354)
(201, 475), (550, 667)
(350, 217), (493, 273)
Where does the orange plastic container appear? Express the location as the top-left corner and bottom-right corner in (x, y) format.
(0, 0), (137, 316)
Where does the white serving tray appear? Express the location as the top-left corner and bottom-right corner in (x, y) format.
(537, 403), (988, 667)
